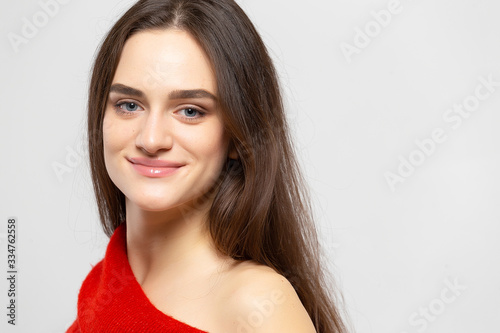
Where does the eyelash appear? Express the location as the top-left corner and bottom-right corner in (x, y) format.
(114, 101), (142, 116)
(177, 107), (207, 122)
(113, 101), (207, 122)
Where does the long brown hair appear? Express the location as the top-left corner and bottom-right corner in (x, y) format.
(87, 0), (348, 331)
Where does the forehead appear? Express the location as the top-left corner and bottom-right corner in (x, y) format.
(112, 29), (217, 95)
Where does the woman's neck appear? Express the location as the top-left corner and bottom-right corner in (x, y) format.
(124, 198), (224, 289)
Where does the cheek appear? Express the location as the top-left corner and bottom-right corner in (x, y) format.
(102, 115), (118, 177)
(102, 115), (116, 158)
(102, 113), (134, 177)
(102, 112), (133, 155)
(184, 123), (228, 165)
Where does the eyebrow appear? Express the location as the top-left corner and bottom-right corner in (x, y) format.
(109, 83), (217, 101)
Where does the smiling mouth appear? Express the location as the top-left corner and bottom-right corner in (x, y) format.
(127, 157), (184, 178)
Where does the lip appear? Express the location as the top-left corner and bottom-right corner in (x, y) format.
(127, 157), (184, 178)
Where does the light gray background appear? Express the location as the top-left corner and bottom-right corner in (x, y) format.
(1, 0), (499, 332)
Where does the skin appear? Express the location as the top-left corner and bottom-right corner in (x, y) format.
(102, 28), (316, 332)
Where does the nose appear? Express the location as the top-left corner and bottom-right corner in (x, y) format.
(135, 109), (173, 155)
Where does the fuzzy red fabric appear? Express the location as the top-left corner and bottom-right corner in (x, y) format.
(66, 223), (208, 332)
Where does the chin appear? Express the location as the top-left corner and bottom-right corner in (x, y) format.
(127, 191), (208, 216)
(128, 195), (180, 212)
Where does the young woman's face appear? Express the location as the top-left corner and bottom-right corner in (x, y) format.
(103, 29), (229, 212)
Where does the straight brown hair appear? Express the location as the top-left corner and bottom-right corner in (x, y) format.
(87, 0), (348, 332)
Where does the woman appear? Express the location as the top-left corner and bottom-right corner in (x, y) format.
(67, 0), (348, 332)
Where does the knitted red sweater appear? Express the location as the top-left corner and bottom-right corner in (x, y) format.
(66, 223), (208, 332)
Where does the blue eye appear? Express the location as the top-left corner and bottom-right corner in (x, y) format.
(118, 102), (140, 112)
(180, 108), (203, 118)
(114, 101), (144, 115)
(180, 108), (200, 117)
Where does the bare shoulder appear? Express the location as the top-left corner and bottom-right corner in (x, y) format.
(217, 260), (317, 333)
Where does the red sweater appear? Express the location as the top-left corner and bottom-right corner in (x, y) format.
(66, 223), (208, 332)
